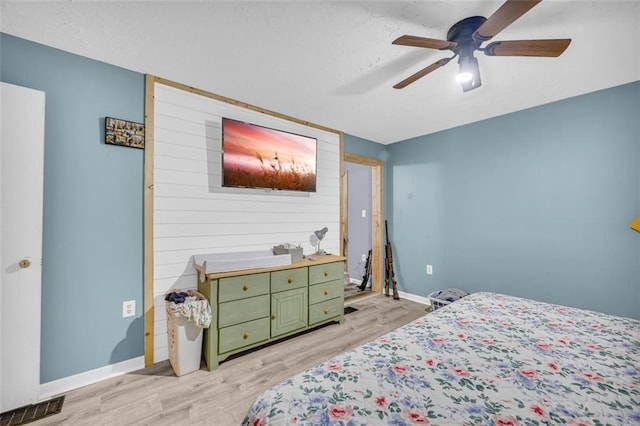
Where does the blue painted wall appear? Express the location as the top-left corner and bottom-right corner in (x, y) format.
(386, 81), (640, 319)
(1, 34), (145, 382)
(343, 134), (388, 161)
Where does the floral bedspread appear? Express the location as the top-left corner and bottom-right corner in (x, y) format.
(243, 292), (640, 425)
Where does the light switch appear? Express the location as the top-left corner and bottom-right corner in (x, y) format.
(361, 209), (366, 218)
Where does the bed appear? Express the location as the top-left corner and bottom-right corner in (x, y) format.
(242, 292), (640, 425)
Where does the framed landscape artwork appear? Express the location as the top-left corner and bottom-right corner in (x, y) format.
(221, 117), (317, 192)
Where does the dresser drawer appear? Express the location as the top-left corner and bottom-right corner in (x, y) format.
(271, 267), (308, 293)
(218, 294), (269, 328)
(218, 317), (270, 354)
(309, 297), (343, 325)
(219, 273), (270, 303)
(309, 279), (343, 305)
(309, 262), (343, 285)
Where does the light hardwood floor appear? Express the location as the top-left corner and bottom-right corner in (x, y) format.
(343, 283), (372, 300)
(35, 295), (428, 425)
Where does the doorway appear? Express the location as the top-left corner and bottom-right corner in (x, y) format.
(341, 153), (383, 296)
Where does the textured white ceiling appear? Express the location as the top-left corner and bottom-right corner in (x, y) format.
(1, 1), (639, 144)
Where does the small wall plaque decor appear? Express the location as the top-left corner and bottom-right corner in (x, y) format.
(105, 117), (145, 149)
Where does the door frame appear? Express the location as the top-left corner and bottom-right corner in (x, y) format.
(342, 153), (383, 293)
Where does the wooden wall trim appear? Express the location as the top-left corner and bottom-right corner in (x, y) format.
(344, 153), (382, 168)
(339, 133), (345, 258)
(143, 74), (156, 367)
(148, 75), (341, 136)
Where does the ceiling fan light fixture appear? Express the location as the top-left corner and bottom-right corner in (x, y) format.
(391, 0), (570, 92)
(456, 71), (474, 83)
(457, 51), (481, 92)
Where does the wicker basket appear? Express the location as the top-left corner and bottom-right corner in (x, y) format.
(428, 288), (469, 311)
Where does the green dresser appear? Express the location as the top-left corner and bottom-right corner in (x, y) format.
(197, 255), (345, 370)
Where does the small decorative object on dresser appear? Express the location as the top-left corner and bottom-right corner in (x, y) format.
(193, 254), (346, 370)
(272, 243), (303, 262)
(310, 227), (328, 254)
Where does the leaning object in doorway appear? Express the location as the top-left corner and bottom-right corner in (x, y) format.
(384, 220), (399, 300)
(358, 249), (372, 291)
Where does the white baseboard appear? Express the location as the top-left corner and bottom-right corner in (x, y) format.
(348, 278), (362, 285)
(39, 356), (145, 400)
(346, 287), (430, 306)
(397, 291), (431, 306)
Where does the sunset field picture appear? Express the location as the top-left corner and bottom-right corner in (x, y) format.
(222, 118), (317, 192)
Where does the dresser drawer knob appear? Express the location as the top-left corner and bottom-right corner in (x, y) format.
(288, 277), (293, 284)
(324, 309), (329, 315)
(324, 289), (329, 296)
(242, 284), (250, 291)
(271, 313), (277, 320)
(324, 271), (328, 277)
(243, 332), (250, 340)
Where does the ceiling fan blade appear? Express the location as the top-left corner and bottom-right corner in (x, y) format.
(484, 39), (571, 57)
(474, 0), (542, 42)
(393, 35), (457, 50)
(393, 58), (452, 89)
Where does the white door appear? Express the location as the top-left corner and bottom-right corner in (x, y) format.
(0, 82), (45, 412)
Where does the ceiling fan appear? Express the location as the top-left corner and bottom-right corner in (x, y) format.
(392, 0), (571, 92)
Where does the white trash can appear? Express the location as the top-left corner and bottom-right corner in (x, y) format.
(165, 290), (211, 376)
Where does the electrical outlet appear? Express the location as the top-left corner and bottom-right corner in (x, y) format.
(362, 254), (366, 262)
(122, 300), (135, 318)
(426, 265), (433, 275)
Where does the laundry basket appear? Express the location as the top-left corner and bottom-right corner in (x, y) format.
(428, 288), (469, 311)
(165, 290), (211, 376)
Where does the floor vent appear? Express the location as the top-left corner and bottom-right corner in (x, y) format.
(344, 306), (359, 315)
(0, 395), (64, 426)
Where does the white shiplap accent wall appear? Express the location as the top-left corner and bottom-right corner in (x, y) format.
(152, 83), (341, 362)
